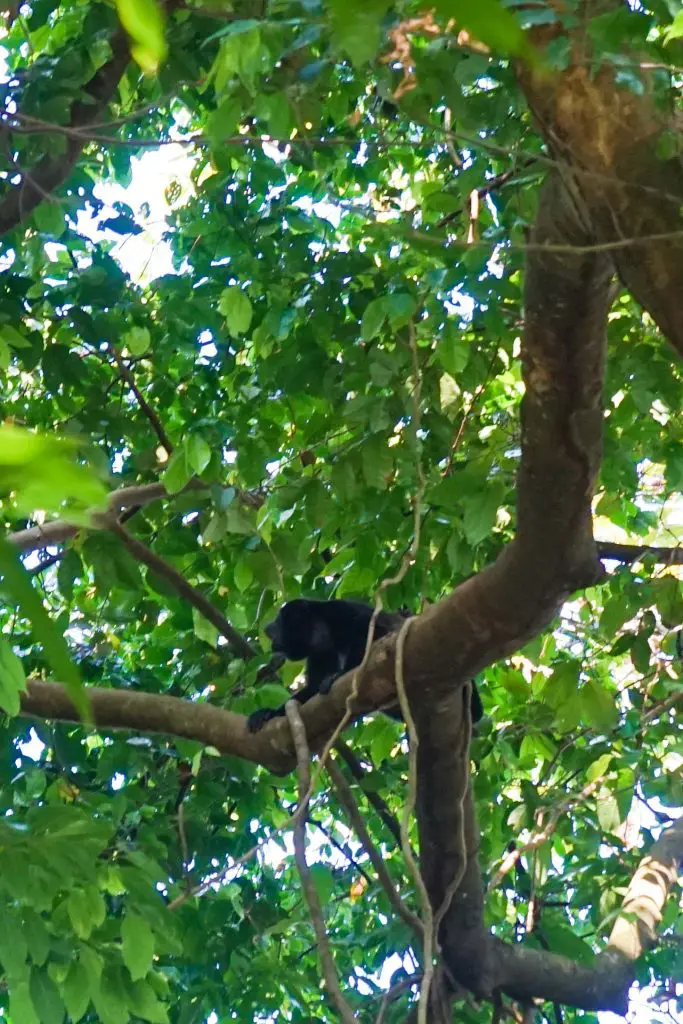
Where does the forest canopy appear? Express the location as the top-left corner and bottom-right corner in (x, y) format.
(0, 0), (681, 1021)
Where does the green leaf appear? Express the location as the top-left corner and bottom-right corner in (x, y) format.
(434, 0), (535, 61)
(327, 0), (391, 65)
(369, 716), (399, 764)
(539, 922), (593, 963)
(78, 946), (103, 992)
(62, 961), (91, 1022)
(360, 298), (386, 341)
(29, 966), (65, 1024)
(186, 435), (212, 475)
(33, 203), (67, 238)
(219, 286), (253, 337)
(193, 608), (219, 649)
(580, 679), (618, 730)
(654, 576), (683, 628)
(586, 753), (612, 782)
(0, 424), (108, 524)
(124, 978), (169, 1024)
(664, 10), (683, 43)
(23, 910), (51, 967)
(462, 484), (504, 545)
(436, 329), (469, 377)
(207, 97), (242, 142)
(385, 292), (416, 329)
(163, 448), (192, 494)
(93, 967), (131, 1024)
(0, 911), (29, 977)
(123, 326), (151, 357)
(596, 791), (622, 834)
(10, 981), (40, 1024)
(309, 863), (335, 905)
(631, 633), (652, 675)
(0, 540), (88, 721)
(115, 0), (168, 73)
(225, 503), (256, 535)
(67, 889), (98, 940)
(1, 324), (32, 349)
(233, 558), (253, 592)
(121, 913), (155, 982)
(361, 436), (393, 489)
(0, 635), (26, 716)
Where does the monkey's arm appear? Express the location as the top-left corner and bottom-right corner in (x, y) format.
(246, 680), (324, 733)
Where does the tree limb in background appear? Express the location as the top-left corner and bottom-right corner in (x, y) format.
(332, 740), (402, 846)
(0, 33), (130, 236)
(597, 541), (683, 565)
(8, 478), (263, 554)
(285, 701), (356, 1024)
(492, 813), (683, 1011)
(607, 813), (683, 961)
(325, 757), (423, 938)
(517, 0), (683, 359)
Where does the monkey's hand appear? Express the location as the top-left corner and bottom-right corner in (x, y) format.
(317, 672), (342, 696)
(246, 707), (282, 732)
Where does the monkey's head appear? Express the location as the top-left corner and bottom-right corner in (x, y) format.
(264, 599), (331, 661)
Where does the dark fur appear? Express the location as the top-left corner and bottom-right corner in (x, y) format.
(247, 598), (483, 732)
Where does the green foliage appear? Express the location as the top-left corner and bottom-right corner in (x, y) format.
(0, 0), (680, 1020)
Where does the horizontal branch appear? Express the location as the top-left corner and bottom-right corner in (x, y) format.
(596, 541), (683, 565)
(493, 813), (683, 1012)
(19, 680), (275, 765)
(8, 482), (199, 553)
(8, 478), (264, 555)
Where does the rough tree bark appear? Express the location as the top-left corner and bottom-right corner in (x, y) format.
(517, 0), (683, 359)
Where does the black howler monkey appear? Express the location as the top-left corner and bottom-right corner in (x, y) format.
(246, 598), (483, 732)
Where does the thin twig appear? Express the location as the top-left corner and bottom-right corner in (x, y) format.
(110, 348), (174, 455)
(376, 974), (422, 1024)
(442, 346), (500, 476)
(285, 701), (356, 1024)
(309, 818), (374, 887)
(488, 775), (606, 890)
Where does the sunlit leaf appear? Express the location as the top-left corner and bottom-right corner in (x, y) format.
(115, 0), (168, 73)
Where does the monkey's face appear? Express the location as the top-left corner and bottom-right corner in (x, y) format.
(264, 600), (312, 661)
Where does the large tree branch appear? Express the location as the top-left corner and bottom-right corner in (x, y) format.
(246, 170), (611, 767)
(596, 541), (683, 565)
(411, 168), (620, 1008)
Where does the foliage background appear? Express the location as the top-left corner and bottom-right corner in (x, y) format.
(0, 0), (681, 1021)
